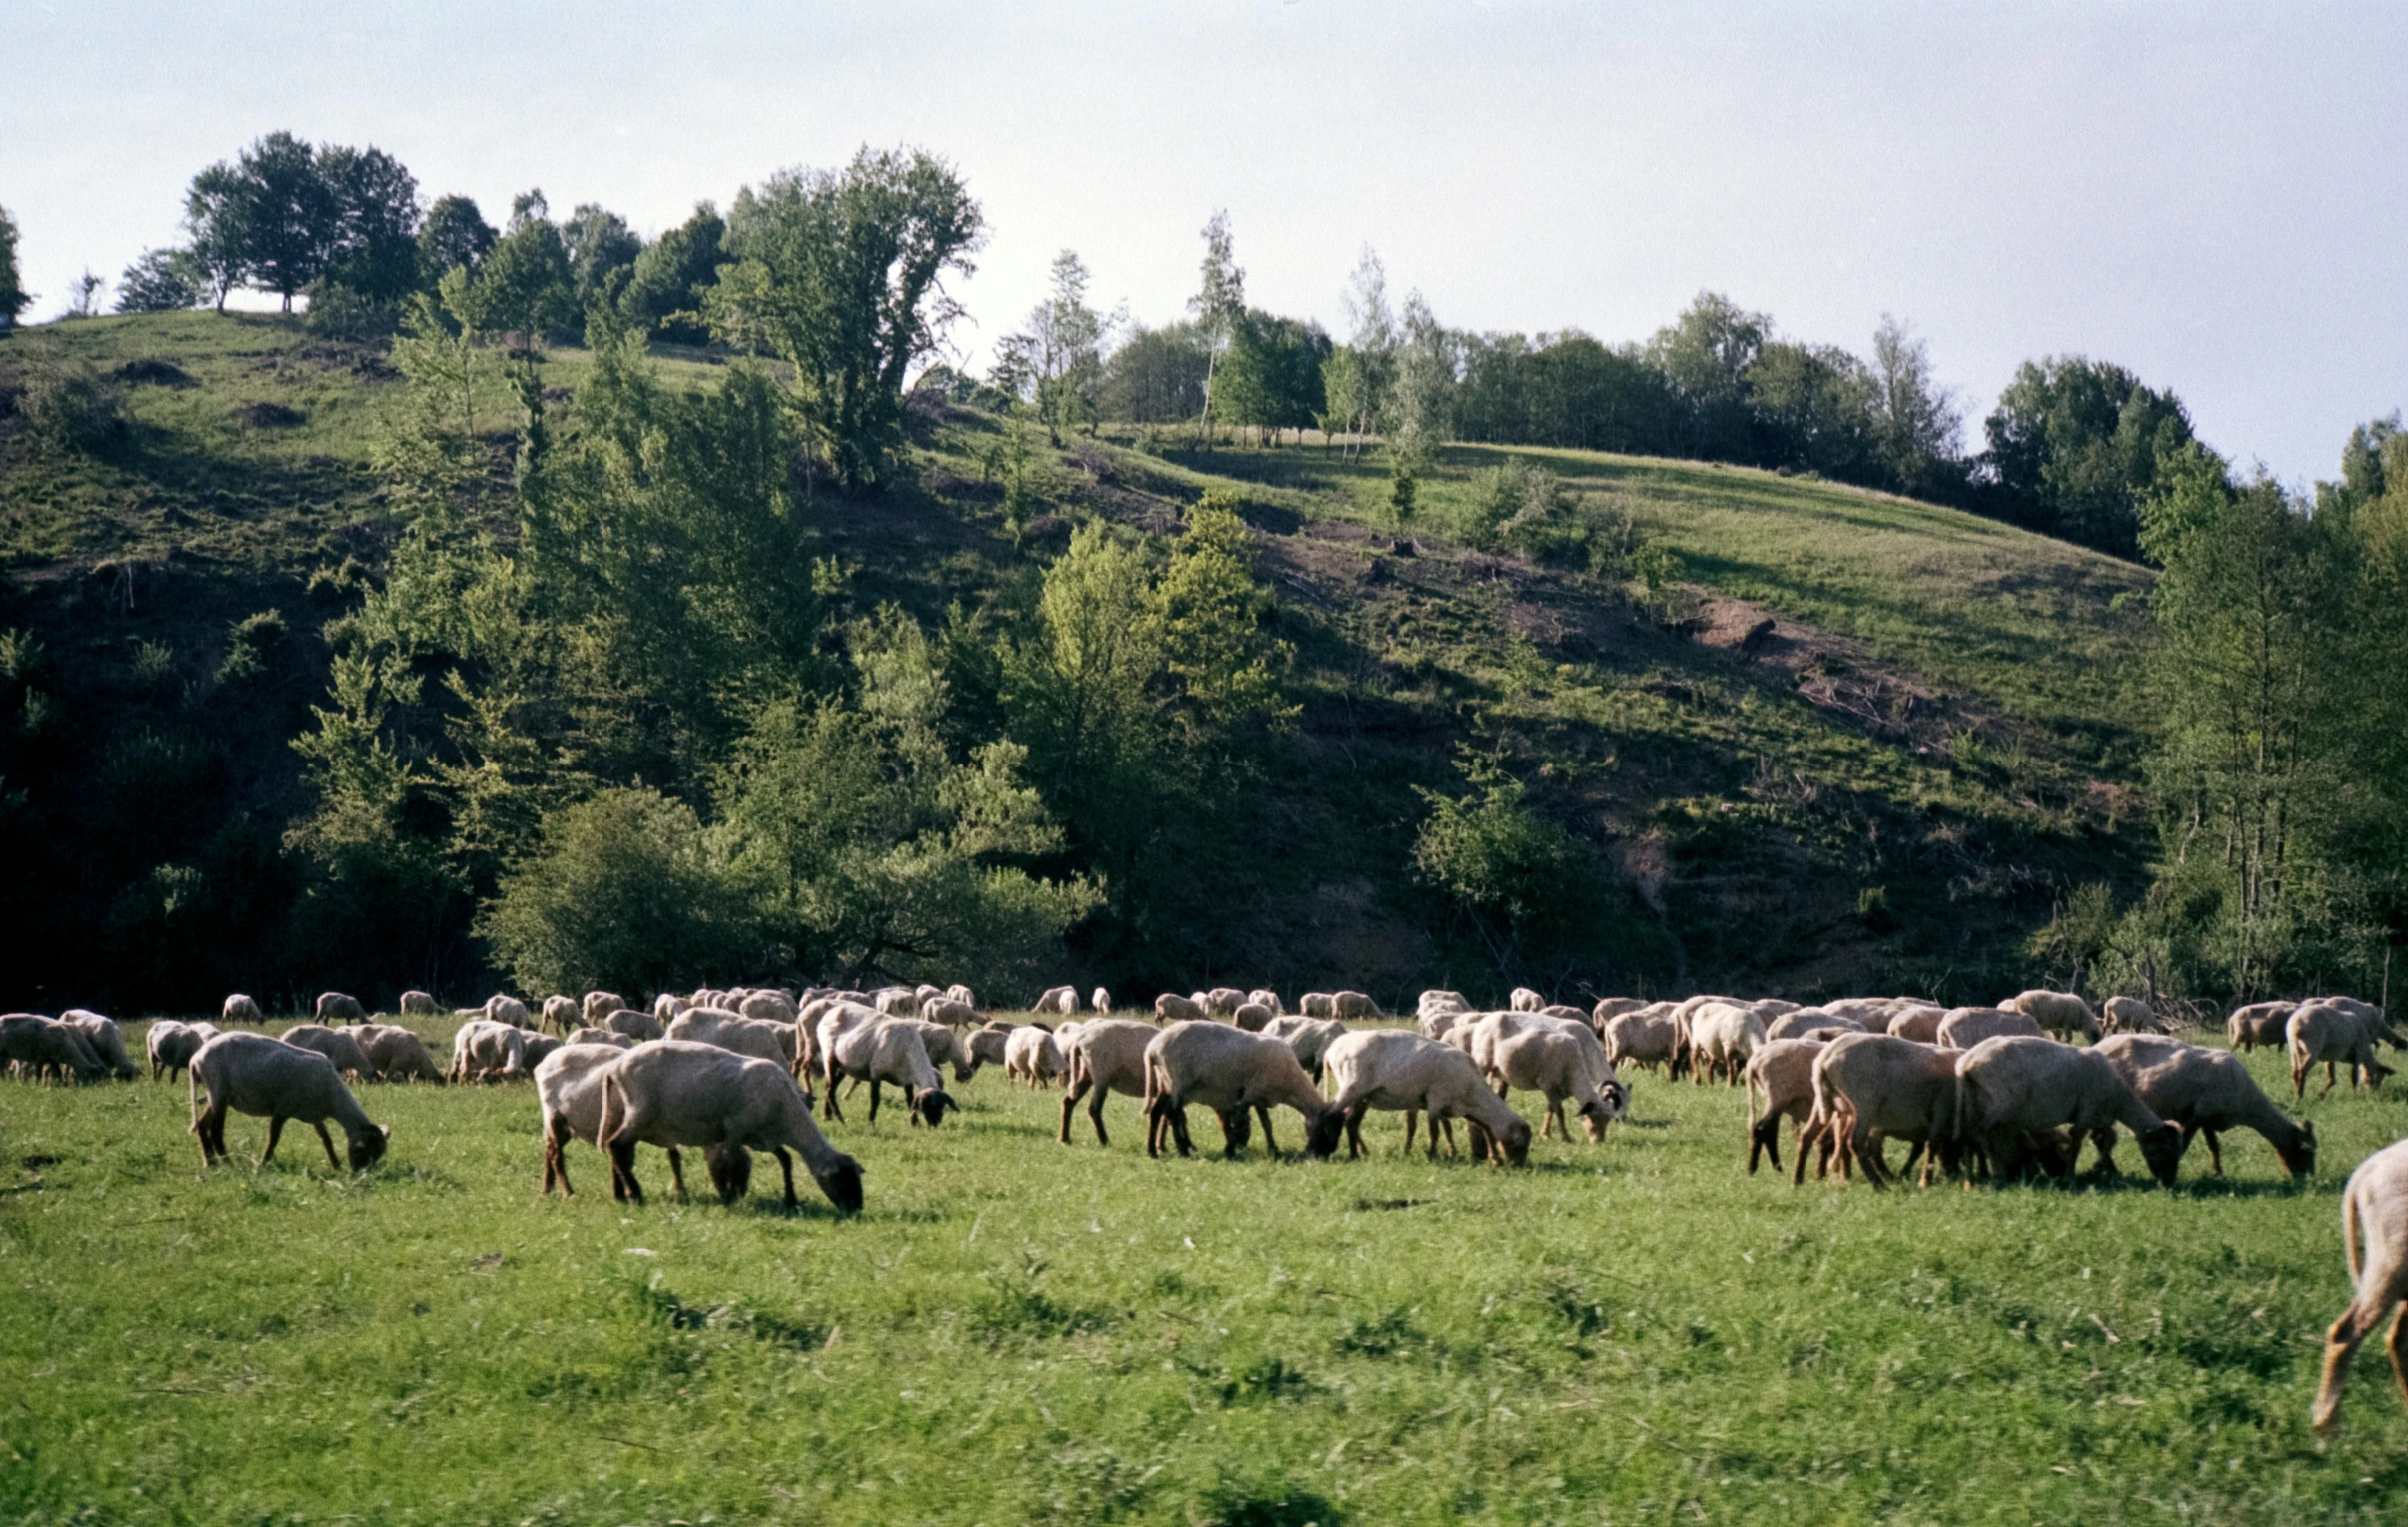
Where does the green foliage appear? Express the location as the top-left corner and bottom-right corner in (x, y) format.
(314, 143), (423, 305)
(1457, 460), (1590, 565)
(1099, 321), (1208, 424)
(16, 361), (129, 456)
(479, 786), (757, 997)
(709, 146), (984, 490)
(562, 202), (642, 310)
(416, 193), (496, 283)
(216, 609), (288, 685)
(618, 201), (724, 345)
(114, 247), (202, 313)
(1985, 355), (2193, 559)
(472, 190), (576, 344)
(0, 203), (26, 327)
(992, 249), (1111, 444)
(1209, 310), (1332, 432)
(1412, 748), (1604, 972)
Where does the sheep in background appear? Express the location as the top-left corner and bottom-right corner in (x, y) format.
(873, 986), (923, 1017)
(1155, 992), (1205, 1024)
(541, 995), (580, 1034)
(450, 1020), (528, 1084)
(823, 1016), (956, 1127)
(1686, 1001), (1766, 1084)
(1419, 990), (1469, 1022)
(2289, 1002), (2395, 1099)
(148, 1020), (220, 1082)
(1248, 989), (1284, 1015)
(947, 983), (977, 1009)
(484, 994), (532, 1030)
(1322, 1029), (1532, 1165)
(2004, 990), (2099, 1043)
(1602, 1009), (1685, 1077)
(354, 1024), (445, 1084)
(1935, 1007), (2043, 1050)
(604, 1008), (665, 1043)
(1, 1014), (107, 1083)
(59, 1011), (138, 1081)
(652, 992), (689, 1024)
(1230, 1001), (1274, 1033)
(665, 1007), (801, 1073)
(1743, 1038), (1827, 1173)
(1766, 1009), (1861, 1043)
(280, 1023), (378, 1081)
(314, 992), (367, 1025)
(1299, 993), (1337, 1018)
(1884, 1006), (1946, 1043)
(2311, 1138), (2408, 1433)
(922, 997), (979, 1029)
(1006, 1024), (1065, 1088)
(1510, 987), (1545, 1013)
(1091, 987), (1113, 1015)
(1142, 1021), (1345, 1160)
(221, 993), (263, 1025)
(2100, 995), (2159, 1034)
(1333, 991), (1382, 1020)
(1035, 985), (1079, 1016)
(1492, 1024), (1628, 1142)
(1058, 1019), (1158, 1147)
(1261, 1014), (1348, 1082)
(398, 991), (439, 1017)
(740, 990), (798, 1026)
(1591, 997), (1647, 1027)
(190, 1031), (388, 1172)
(566, 1027), (635, 1050)
(967, 1023), (1017, 1075)
(597, 1041), (862, 1213)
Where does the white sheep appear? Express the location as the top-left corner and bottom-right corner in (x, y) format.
(565, 1026), (636, 1049)
(1794, 1032), (1966, 1188)
(597, 1040), (863, 1213)
(921, 997), (979, 1029)
(666, 1006), (801, 1074)
(947, 983), (977, 1009)
(1881, 1006), (1946, 1043)
(1, 1014), (107, 1082)
(1057, 1019), (1158, 1146)
(1509, 987), (1545, 1012)
(1955, 1035), (2185, 1186)
(2004, 990), (2099, 1042)
(2311, 1138), (2408, 1433)
(652, 992), (689, 1024)
(1601, 1009), (1686, 1076)
(1035, 985), (1079, 1016)
(1196, 987), (1239, 1017)
(822, 1015), (956, 1126)
(1332, 990), (1381, 1020)
(541, 995), (580, 1033)
(147, 1020), (220, 1081)
(484, 993), (532, 1030)
(1764, 1009), (1861, 1043)
(2227, 1000), (2294, 1052)
(1417, 989), (1469, 1021)
(1299, 992), (1337, 1018)
(533, 1042), (731, 1200)
(603, 1007), (665, 1043)
(58, 1011), (138, 1081)
(1090, 987), (1113, 1015)
(1260, 1015), (1348, 1081)
(353, 1023), (445, 1083)
(2100, 995), (2158, 1034)
(1492, 1024), (1628, 1142)
(1005, 1024), (1066, 1087)
(1154, 992), (1205, 1024)
(1742, 1037), (1826, 1173)
(449, 1020), (528, 1084)
(190, 1030), (389, 1171)
(2089, 1034), (2313, 1178)
(967, 1022), (1016, 1075)
(739, 990), (798, 1026)
(398, 990), (439, 1017)
(2288, 1002), (2395, 1099)
(1590, 997), (1647, 1027)
(1686, 1001), (1766, 1084)
(1248, 989), (1284, 1015)
(1935, 1006), (2043, 1050)
(280, 1023), (378, 1081)
(221, 993), (263, 1024)
(314, 991), (366, 1024)
(1142, 1020), (1345, 1159)
(1322, 1028), (1533, 1165)
(1230, 1001), (1274, 1033)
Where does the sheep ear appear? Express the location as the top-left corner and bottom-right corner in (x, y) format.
(380, 1125), (393, 1139)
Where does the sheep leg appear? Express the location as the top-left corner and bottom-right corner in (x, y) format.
(1789, 1116), (1817, 1186)
(821, 1058), (844, 1120)
(1749, 1111), (1783, 1174)
(1057, 1080), (1084, 1144)
(1171, 1103), (1196, 1157)
(260, 1115), (287, 1167)
(1342, 1103), (1367, 1159)
(542, 1123), (566, 1196)
(2322, 1060), (2339, 1098)
(1439, 1115), (1458, 1157)
(2293, 1059), (2309, 1100)
(2086, 1128), (2120, 1177)
(1087, 1087), (1111, 1147)
(1254, 1105), (1279, 1157)
(667, 1146), (690, 1202)
(1145, 1096), (1167, 1158)
(773, 1146), (799, 1210)
(869, 1079), (887, 1124)
(1218, 1108), (1252, 1159)
(608, 1138), (643, 1205)
(2203, 1129), (2224, 1176)
(1852, 1123), (1890, 1190)
(1402, 1109), (1419, 1157)
(2389, 1304), (2408, 1415)
(313, 1121), (343, 1172)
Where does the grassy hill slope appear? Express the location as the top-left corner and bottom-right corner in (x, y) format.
(0, 314), (2159, 1010)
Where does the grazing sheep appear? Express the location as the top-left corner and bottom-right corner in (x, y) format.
(1230, 1001), (1274, 1033)
(2100, 995), (2158, 1034)
(534, 1042), (731, 1200)
(1201, 987), (1244, 1017)
(398, 990), (439, 1017)
(1142, 1021), (1345, 1160)
(1819, 998), (1892, 1026)
(1332, 990), (1381, 1020)
(1089, 987), (1113, 1015)
(1602, 1010), (1686, 1076)
(1882, 1006), (1945, 1043)
(598, 1041), (863, 1213)
(2227, 1000), (2294, 1051)
(566, 1026), (635, 1050)
(1419, 1005), (1474, 1043)
(1, 1014), (107, 1083)
(1795, 1033), (1967, 1188)
(823, 1016), (956, 1127)
(348, 1024), (442, 1084)
(2289, 1002), (2396, 1099)
(1296, 992), (1335, 1018)
(2005, 990), (2099, 1043)
(148, 1020), (219, 1081)
(280, 1023), (378, 1081)
(922, 997), (979, 1029)
(666, 1006), (801, 1073)
(1419, 989), (1469, 1021)
(738, 990), (797, 1026)
(1261, 1015), (1349, 1082)
(449, 1020), (529, 1084)
(314, 992), (366, 1025)
(1510, 987), (1545, 1013)
(1956, 1035), (2185, 1186)
(1058, 1019), (1159, 1146)
(2320, 997), (2403, 1048)
(947, 983), (977, 1009)
(1687, 1001), (1766, 1084)
(1322, 1029), (1533, 1165)
(1936, 1007), (2044, 1050)
(1006, 1024), (1066, 1087)
(1765, 1009), (1861, 1043)
(1248, 989), (1284, 1015)
(190, 1031), (389, 1171)
(1591, 997), (1647, 1027)
(902, 1018), (978, 1083)
(484, 994), (532, 1030)
(967, 1023), (1016, 1074)
(2311, 1138), (2408, 1433)
(58, 1012), (138, 1081)
(603, 1008), (665, 1043)
(652, 992), (689, 1023)
(1539, 1004), (1589, 1025)
(872, 986), (923, 1017)
(1743, 1038), (1827, 1172)
(541, 995), (580, 1033)
(221, 993), (263, 1024)
(1154, 992), (1205, 1024)
(1493, 1025), (1628, 1142)
(1035, 985), (1079, 1016)
(2089, 1034), (2314, 1178)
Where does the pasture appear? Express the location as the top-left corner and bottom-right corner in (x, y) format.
(2, 1017), (2404, 1526)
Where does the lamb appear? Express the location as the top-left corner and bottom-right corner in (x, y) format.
(2005, 990), (2099, 1043)
(1057, 1019), (1159, 1146)
(1510, 987), (1546, 1013)
(597, 1040), (863, 1213)
(666, 1006), (801, 1073)
(1492, 1024), (1629, 1142)
(822, 1016), (956, 1127)
(1261, 1014), (1348, 1082)
(541, 995), (580, 1033)
(484, 994), (532, 1030)
(1035, 985), (1079, 1016)
(1248, 989), (1283, 1015)
(190, 1030), (389, 1171)
(1322, 1029), (1533, 1165)
(1794, 1033), (1967, 1188)
(2289, 1002), (2395, 1099)
(1332, 990), (1382, 1020)
(147, 1020), (219, 1081)
(1602, 1010), (1686, 1076)
(2100, 995), (2158, 1034)
(1765, 1009), (1860, 1043)
(221, 993), (263, 1024)
(1955, 1035), (2185, 1186)
(1686, 1001), (1766, 1084)
(1006, 1024), (1066, 1087)
(449, 1020), (528, 1083)
(1, 1014), (107, 1082)
(535, 1042), (721, 1199)
(279, 1023), (379, 1081)
(398, 990), (440, 1017)
(1230, 1001), (1275, 1033)
(603, 1007), (664, 1043)
(314, 992), (366, 1024)
(1743, 1037), (1827, 1173)
(58, 1012), (138, 1080)
(566, 1026), (635, 1050)
(1936, 1007), (2044, 1049)
(2311, 1138), (2408, 1433)
(353, 1023), (445, 1084)
(1155, 992), (1205, 1024)
(2088, 1034), (2314, 1178)
(2227, 1000), (2295, 1052)
(1142, 1021), (1346, 1159)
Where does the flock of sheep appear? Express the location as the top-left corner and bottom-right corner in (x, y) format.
(4, 976), (2407, 1432)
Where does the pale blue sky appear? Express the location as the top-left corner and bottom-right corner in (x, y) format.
(6, 1), (2401, 485)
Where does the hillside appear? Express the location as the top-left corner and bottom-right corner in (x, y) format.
(0, 313), (2159, 1011)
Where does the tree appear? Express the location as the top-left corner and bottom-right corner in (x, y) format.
(993, 249), (1112, 444)
(181, 165), (247, 312)
(315, 144), (421, 303)
(1648, 291), (1769, 462)
(707, 146), (984, 491)
(473, 190), (575, 345)
(619, 201), (724, 345)
(1413, 748), (1602, 974)
(1326, 246), (1396, 455)
(1157, 492), (1295, 745)
(1868, 315), (1963, 496)
(116, 249), (201, 313)
(221, 131), (336, 309)
(1384, 291), (1455, 472)
(1096, 322), (1207, 423)
(0, 205), (28, 328)
(564, 202), (642, 310)
(1983, 355), (2192, 558)
(417, 194), (497, 283)
(1209, 310), (1331, 433)
(1744, 340), (1877, 481)
(64, 270), (107, 320)
(1187, 210), (1245, 443)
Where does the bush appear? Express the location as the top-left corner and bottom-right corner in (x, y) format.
(217, 610), (288, 685)
(304, 279), (402, 342)
(478, 786), (758, 997)
(1458, 460), (1591, 565)
(19, 362), (127, 456)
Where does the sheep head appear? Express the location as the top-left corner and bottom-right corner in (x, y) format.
(705, 1143), (754, 1205)
(1302, 1106), (1346, 1159)
(2135, 1122), (2185, 1188)
(2275, 1118), (2317, 1178)
(348, 1123), (392, 1172)
(813, 1153), (866, 1215)
(914, 1089), (959, 1128)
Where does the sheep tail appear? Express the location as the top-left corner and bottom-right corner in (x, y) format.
(598, 1071), (626, 1147)
(2343, 1180), (2364, 1289)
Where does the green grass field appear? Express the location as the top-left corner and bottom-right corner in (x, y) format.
(4, 1018), (2403, 1526)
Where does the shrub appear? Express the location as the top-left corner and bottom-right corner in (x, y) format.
(217, 610), (288, 685)
(19, 362), (127, 456)
(1458, 460), (1591, 565)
